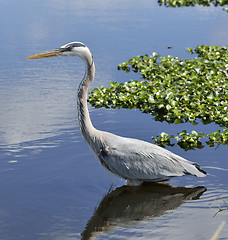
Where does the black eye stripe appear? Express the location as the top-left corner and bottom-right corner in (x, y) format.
(71, 42), (85, 48)
(61, 42), (86, 52)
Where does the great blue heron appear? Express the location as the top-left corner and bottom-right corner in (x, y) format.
(27, 42), (207, 186)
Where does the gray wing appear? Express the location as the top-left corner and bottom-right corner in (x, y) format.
(98, 132), (206, 181)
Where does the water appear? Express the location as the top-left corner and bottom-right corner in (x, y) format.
(0, 1), (227, 239)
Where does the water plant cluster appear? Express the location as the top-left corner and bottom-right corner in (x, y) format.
(89, 45), (228, 150)
(158, 0), (228, 12)
(152, 129), (228, 150)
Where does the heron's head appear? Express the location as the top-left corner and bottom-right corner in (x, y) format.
(26, 42), (91, 60)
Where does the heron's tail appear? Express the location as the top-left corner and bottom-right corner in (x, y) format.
(183, 162), (207, 177)
(192, 163), (207, 175)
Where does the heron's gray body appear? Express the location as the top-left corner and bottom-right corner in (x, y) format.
(84, 129), (205, 185)
(27, 42), (206, 186)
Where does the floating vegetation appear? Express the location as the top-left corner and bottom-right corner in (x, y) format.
(152, 130), (205, 151)
(158, 0), (228, 12)
(152, 129), (228, 150)
(89, 45), (228, 150)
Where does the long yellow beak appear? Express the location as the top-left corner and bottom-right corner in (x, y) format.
(26, 49), (62, 59)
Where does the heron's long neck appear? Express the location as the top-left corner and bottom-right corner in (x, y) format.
(77, 54), (98, 148)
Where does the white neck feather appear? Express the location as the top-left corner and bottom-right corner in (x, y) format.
(77, 49), (100, 151)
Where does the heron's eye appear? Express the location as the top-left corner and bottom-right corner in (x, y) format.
(65, 46), (73, 51)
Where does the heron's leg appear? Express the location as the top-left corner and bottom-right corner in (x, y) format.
(126, 179), (142, 186)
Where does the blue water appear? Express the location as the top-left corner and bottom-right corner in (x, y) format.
(0, 1), (227, 239)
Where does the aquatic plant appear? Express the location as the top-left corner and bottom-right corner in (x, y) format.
(158, 0), (228, 12)
(210, 195), (228, 217)
(89, 45), (228, 150)
(152, 129), (228, 150)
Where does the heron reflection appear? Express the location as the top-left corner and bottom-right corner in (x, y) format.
(81, 183), (206, 240)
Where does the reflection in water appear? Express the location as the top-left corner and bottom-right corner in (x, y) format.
(81, 183), (206, 240)
(0, 65), (83, 157)
(0, 68), (77, 145)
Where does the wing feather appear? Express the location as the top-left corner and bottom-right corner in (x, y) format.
(98, 132), (206, 181)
